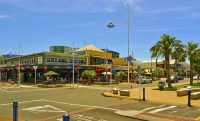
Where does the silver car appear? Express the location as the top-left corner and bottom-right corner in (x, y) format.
(166, 75), (178, 83)
(136, 76), (152, 84)
(193, 75), (199, 80)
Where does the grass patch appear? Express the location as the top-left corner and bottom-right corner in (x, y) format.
(153, 82), (200, 91)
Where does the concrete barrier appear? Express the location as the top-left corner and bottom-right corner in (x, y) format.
(120, 89), (130, 96)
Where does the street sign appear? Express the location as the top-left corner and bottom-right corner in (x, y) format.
(125, 56), (131, 61)
(33, 66), (38, 70)
(73, 60), (76, 64)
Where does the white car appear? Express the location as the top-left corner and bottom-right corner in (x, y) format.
(136, 76), (152, 84)
(193, 75), (199, 80)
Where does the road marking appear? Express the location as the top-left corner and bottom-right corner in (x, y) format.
(195, 116), (200, 120)
(79, 86), (111, 91)
(169, 111), (178, 113)
(0, 99), (45, 106)
(0, 87), (51, 92)
(21, 105), (66, 113)
(57, 114), (107, 121)
(149, 106), (177, 113)
(43, 99), (119, 111)
(140, 105), (166, 112)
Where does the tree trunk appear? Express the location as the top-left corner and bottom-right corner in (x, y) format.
(166, 54), (172, 88)
(190, 58), (194, 84)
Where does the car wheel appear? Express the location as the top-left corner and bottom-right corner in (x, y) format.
(177, 80), (178, 83)
(137, 82), (139, 84)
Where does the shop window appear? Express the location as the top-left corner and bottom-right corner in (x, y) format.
(51, 58), (55, 62)
(62, 58), (65, 62)
(47, 58), (50, 62)
(55, 58), (58, 62)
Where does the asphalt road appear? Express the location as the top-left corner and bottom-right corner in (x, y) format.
(0, 79), (199, 121)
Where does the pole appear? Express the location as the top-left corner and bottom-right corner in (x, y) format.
(72, 42), (74, 88)
(106, 47), (108, 82)
(35, 69), (36, 86)
(110, 66), (112, 90)
(188, 90), (191, 106)
(63, 114), (70, 121)
(0, 52), (1, 82)
(86, 48), (88, 66)
(143, 88), (145, 101)
(13, 101), (18, 121)
(18, 43), (20, 86)
(127, 4), (130, 84)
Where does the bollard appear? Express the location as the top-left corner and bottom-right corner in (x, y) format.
(63, 114), (70, 121)
(143, 88), (145, 101)
(13, 101), (18, 121)
(188, 90), (191, 107)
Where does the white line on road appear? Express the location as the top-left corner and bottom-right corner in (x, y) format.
(0, 88), (51, 92)
(149, 106), (177, 113)
(0, 99), (45, 106)
(42, 99), (119, 111)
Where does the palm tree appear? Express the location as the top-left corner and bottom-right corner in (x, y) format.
(115, 71), (127, 83)
(194, 55), (200, 75)
(81, 70), (96, 85)
(153, 68), (164, 78)
(171, 45), (187, 73)
(150, 34), (184, 88)
(185, 42), (200, 84)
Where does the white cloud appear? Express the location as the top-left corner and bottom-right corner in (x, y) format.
(0, 14), (9, 19)
(0, 0), (143, 13)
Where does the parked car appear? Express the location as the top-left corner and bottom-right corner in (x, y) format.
(193, 75), (199, 80)
(166, 75), (178, 83)
(178, 76), (184, 80)
(136, 76), (152, 84)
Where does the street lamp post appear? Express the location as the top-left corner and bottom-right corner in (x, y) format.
(72, 42), (75, 88)
(18, 43), (20, 86)
(107, 4), (131, 84)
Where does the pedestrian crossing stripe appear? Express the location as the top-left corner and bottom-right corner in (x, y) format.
(149, 106), (177, 113)
(21, 105), (66, 113)
(195, 116), (200, 120)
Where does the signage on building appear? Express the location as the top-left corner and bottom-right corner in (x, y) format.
(38, 57), (42, 64)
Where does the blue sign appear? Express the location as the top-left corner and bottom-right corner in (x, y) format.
(125, 56), (131, 61)
(73, 60), (76, 64)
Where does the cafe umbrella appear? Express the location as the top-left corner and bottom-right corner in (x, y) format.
(43, 71), (58, 76)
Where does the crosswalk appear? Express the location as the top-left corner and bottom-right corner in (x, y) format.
(79, 86), (112, 91)
(57, 114), (107, 121)
(0, 85), (49, 92)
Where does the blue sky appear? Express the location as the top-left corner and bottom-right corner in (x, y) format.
(0, 0), (200, 61)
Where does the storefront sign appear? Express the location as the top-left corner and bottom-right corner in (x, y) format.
(38, 57), (42, 64)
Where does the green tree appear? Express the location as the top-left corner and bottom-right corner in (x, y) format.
(185, 42), (200, 84)
(81, 70), (96, 85)
(194, 56), (200, 74)
(153, 68), (164, 78)
(115, 71), (127, 82)
(150, 34), (184, 88)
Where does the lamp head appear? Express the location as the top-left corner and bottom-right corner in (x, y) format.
(107, 23), (115, 28)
